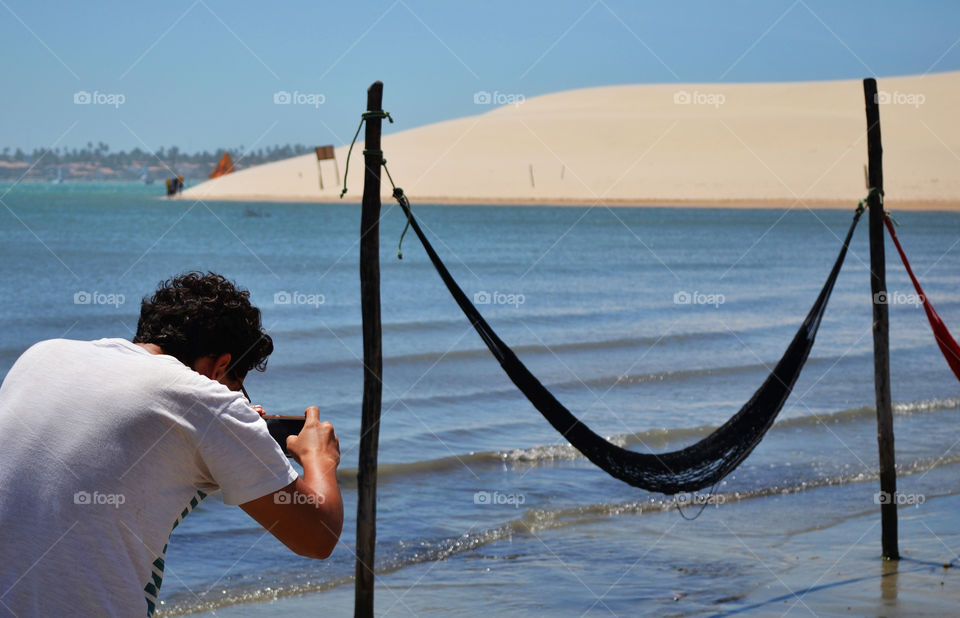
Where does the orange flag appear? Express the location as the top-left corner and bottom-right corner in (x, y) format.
(209, 152), (234, 179)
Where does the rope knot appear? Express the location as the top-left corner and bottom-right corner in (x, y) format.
(856, 186), (885, 215)
(361, 110), (393, 123)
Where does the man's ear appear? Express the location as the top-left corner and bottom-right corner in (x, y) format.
(211, 353), (232, 381)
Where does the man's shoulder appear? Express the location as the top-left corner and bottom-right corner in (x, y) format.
(24, 337), (146, 357)
(22, 337), (81, 355)
(22, 338), (236, 403)
(20, 338), (179, 376)
(12, 338), (91, 370)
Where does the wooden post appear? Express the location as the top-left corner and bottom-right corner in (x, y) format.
(355, 80), (385, 616)
(863, 77), (899, 560)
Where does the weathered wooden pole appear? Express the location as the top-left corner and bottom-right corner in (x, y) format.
(863, 77), (899, 560)
(355, 80), (385, 616)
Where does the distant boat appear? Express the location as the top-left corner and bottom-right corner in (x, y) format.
(209, 152), (234, 179)
(140, 165), (153, 185)
(52, 167), (63, 184)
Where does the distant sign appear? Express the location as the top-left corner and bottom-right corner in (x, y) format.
(314, 145), (339, 190)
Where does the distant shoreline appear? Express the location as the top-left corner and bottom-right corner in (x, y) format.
(170, 193), (960, 212)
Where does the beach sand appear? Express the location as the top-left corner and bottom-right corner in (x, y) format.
(181, 72), (960, 210)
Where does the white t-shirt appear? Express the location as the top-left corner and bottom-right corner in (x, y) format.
(0, 338), (298, 616)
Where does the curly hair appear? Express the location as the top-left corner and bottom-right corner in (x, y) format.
(133, 272), (273, 379)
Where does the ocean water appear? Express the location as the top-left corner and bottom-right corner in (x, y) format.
(0, 182), (958, 615)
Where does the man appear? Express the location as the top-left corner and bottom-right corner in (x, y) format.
(0, 272), (343, 616)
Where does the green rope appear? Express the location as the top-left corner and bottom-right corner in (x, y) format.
(856, 186), (884, 215)
(381, 160), (411, 260)
(855, 186), (899, 226)
(339, 111), (394, 198)
(362, 110), (393, 123)
(381, 159), (396, 190)
(337, 108), (409, 257)
(339, 118), (364, 198)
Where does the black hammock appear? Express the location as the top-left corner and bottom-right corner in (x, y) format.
(392, 187), (862, 495)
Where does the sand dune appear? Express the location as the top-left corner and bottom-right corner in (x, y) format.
(183, 72), (960, 209)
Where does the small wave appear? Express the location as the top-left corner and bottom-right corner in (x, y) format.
(893, 397), (960, 413)
(285, 347), (892, 417)
(380, 326), (758, 366)
(272, 302), (649, 341)
(274, 318), (799, 372)
(275, 339), (941, 421)
(333, 397), (960, 487)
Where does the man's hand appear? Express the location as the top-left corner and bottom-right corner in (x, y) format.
(240, 406), (344, 559)
(286, 407), (340, 468)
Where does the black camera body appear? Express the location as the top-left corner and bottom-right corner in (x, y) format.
(262, 415), (306, 457)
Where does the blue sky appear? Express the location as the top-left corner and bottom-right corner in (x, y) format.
(1, 0), (958, 153)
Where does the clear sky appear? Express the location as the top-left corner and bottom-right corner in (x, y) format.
(2, 0), (958, 153)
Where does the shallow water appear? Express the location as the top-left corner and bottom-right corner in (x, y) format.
(0, 182), (958, 615)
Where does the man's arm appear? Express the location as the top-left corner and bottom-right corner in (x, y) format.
(240, 407), (343, 559)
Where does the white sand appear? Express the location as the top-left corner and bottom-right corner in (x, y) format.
(182, 72), (960, 209)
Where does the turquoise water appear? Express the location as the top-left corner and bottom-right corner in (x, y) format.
(1, 182), (958, 615)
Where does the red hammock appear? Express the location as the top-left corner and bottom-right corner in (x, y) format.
(885, 216), (960, 381)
